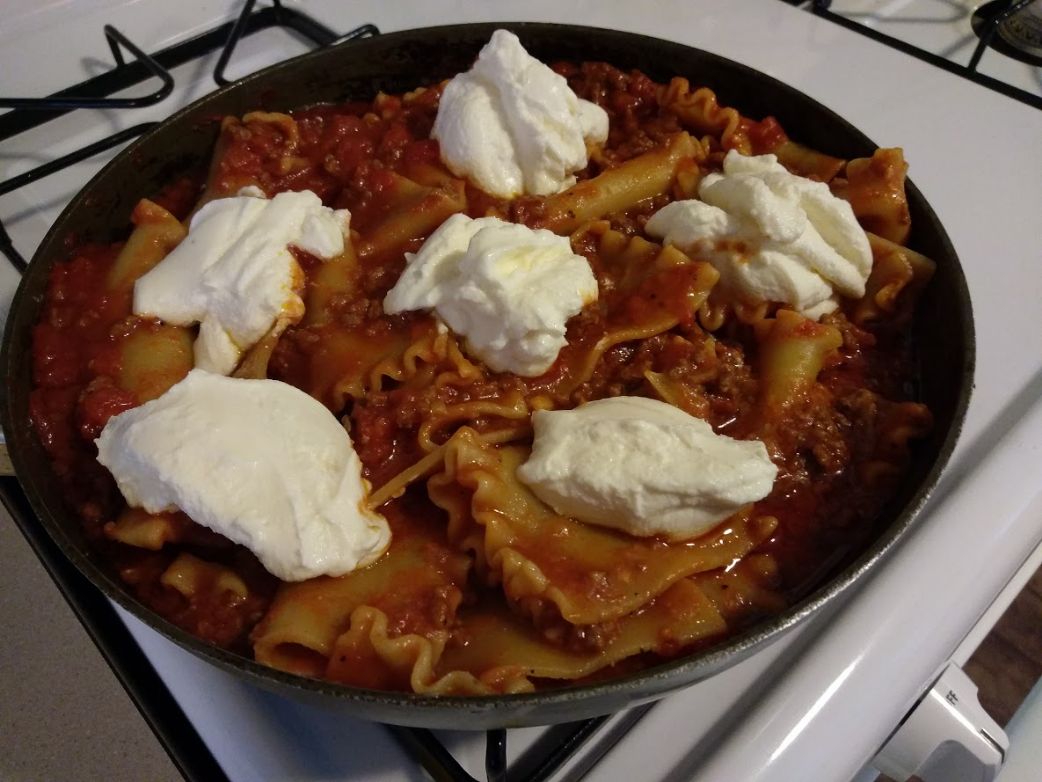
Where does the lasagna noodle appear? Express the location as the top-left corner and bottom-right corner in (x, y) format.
(116, 321), (194, 403)
(696, 296), (729, 332)
(198, 112), (303, 205)
(232, 321), (284, 380)
(691, 555), (787, 625)
(772, 141), (846, 182)
(696, 289), (772, 333)
(416, 388), (530, 453)
(160, 552), (249, 602)
(831, 148), (912, 244)
(754, 309), (843, 411)
(367, 324), (483, 395)
(303, 315), (485, 412)
(658, 78), (746, 152)
(659, 80), (848, 183)
(104, 507), (189, 550)
(536, 132), (700, 234)
(355, 171), (466, 261)
(303, 240), (361, 328)
(435, 579), (728, 691)
(301, 322), (415, 409)
(851, 232), (936, 326)
(400, 157), (465, 191)
(859, 395), (933, 491)
(427, 428), (777, 627)
(322, 605), (457, 692)
(561, 225), (719, 394)
(641, 334), (721, 420)
(105, 199), (186, 293)
(367, 425), (533, 511)
(252, 533), (470, 680)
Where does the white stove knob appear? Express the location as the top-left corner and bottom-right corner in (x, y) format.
(873, 662), (1008, 782)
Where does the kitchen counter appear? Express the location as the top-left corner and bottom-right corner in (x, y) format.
(0, 514), (180, 782)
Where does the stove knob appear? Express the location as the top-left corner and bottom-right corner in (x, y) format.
(872, 662), (1007, 782)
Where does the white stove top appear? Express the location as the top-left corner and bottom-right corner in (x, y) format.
(826, 0), (1042, 97)
(3, 1), (1042, 781)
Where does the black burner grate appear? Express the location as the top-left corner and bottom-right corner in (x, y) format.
(387, 715), (623, 782)
(0, 25), (174, 114)
(0, 0), (370, 269)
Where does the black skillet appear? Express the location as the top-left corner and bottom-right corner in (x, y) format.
(0, 23), (974, 729)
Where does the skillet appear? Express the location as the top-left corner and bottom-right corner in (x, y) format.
(0, 22), (973, 729)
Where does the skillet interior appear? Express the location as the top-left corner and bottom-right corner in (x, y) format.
(0, 22), (973, 728)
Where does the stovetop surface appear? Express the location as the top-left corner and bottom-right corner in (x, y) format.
(3, 1), (1042, 781)
(823, 0), (1042, 98)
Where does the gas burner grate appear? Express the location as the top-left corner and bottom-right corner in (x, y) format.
(0, 122), (156, 272)
(810, 0), (1042, 110)
(388, 716), (621, 782)
(0, 0), (376, 270)
(213, 0), (379, 86)
(0, 25), (174, 115)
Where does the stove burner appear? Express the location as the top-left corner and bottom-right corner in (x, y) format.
(999, 1), (1042, 55)
(973, 0), (1042, 67)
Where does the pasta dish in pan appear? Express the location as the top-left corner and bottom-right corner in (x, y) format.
(28, 31), (934, 695)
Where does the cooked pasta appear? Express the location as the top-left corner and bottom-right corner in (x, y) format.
(28, 53), (935, 695)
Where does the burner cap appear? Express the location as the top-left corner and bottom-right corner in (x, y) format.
(973, 1), (1042, 65)
(999, 2), (1042, 56)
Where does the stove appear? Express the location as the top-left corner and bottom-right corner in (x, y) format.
(809, 0), (1042, 108)
(3, 1), (1042, 781)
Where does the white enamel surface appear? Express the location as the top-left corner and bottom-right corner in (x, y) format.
(116, 606), (434, 782)
(827, 0), (1042, 96)
(3, 1), (1042, 781)
(676, 392), (1042, 781)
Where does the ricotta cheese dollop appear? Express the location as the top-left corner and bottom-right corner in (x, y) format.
(431, 29), (609, 198)
(133, 188), (350, 375)
(95, 369), (390, 581)
(516, 396), (778, 540)
(645, 150), (872, 319)
(383, 213), (598, 376)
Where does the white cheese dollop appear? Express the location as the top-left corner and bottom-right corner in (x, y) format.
(383, 213), (598, 376)
(516, 396), (778, 540)
(431, 29), (609, 198)
(133, 188), (350, 375)
(95, 369), (390, 582)
(645, 150), (872, 319)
